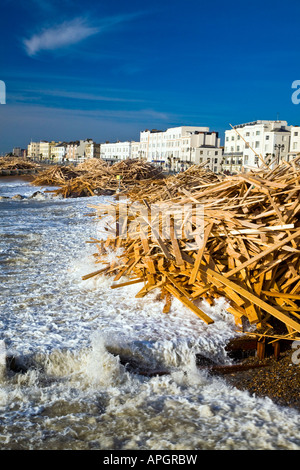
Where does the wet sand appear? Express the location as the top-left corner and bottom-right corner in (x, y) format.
(224, 348), (300, 412)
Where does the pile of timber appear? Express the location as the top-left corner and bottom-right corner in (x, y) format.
(32, 159), (164, 198)
(31, 165), (80, 186)
(125, 163), (222, 203)
(0, 157), (40, 170)
(84, 159), (300, 344)
(76, 158), (109, 172)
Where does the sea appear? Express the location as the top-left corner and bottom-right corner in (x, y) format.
(0, 176), (300, 453)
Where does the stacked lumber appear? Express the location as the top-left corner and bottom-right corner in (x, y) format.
(0, 157), (40, 170)
(76, 158), (109, 172)
(125, 163), (222, 203)
(31, 165), (80, 186)
(32, 159), (164, 198)
(84, 159), (300, 343)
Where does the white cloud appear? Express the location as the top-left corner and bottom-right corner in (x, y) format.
(23, 17), (100, 56)
(23, 12), (143, 57)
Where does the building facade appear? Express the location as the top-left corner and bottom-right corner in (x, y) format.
(27, 141), (40, 159)
(140, 126), (222, 172)
(100, 141), (131, 163)
(224, 120), (291, 172)
(85, 141), (101, 160)
(288, 126), (300, 161)
(38, 141), (59, 160)
(51, 143), (67, 162)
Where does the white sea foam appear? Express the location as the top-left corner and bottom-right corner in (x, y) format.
(0, 179), (300, 450)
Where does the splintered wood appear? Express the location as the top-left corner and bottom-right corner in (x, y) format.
(84, 159), (300, 342)
(31, 159), (163, 198)
(0, 156), (40, 170)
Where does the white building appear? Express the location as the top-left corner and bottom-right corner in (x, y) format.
(65, 139), (101, 162)
(51, 143), (67, 162)
(224, 120), (291, 172)
(100, 141), (132, 163)
(140, 126), (222, 172)
(131, 141), (143, 160)
(288, 126), (300, 161)
(27, 141), (40, 159)
(38, 141), (59, 160)
(85, 141), (101, 160)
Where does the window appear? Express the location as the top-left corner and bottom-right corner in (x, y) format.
(255, 142), (260, 148)
(214, 158), (218, 164)
(237, 146), (240, 151)
(295, 132), (298, 137)
(266, 135), (269, 140)
(214, 166), (217, 172)
(256, 131), (260, 136)
(215, 151), (218, 155)
(226, 137), (229, 141)
(231, 136), (234, 141)
(293, 142), (298, 150)
(246, 132), (250, 136)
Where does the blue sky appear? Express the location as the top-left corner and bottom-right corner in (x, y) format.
(0, 0), (300, 153)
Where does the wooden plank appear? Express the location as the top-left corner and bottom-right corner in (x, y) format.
(81, 266), (109, 280)
(261, 291), (300, 300)
(169, 216), (184, 265)
(164, 284), (214, 324)
(162, 291), (172, 313)
(111, 278), (145, 289)
(224, 228), (300, 278)
(199, 265), (300, 333)
(189, 222), (213, 285)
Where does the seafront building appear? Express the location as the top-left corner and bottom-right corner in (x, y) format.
(288, 126), (300, 161)
(23, 119), (300, 173)
(139, 126), (222, 172)
(223, 120), (292, 172)
(27, 139), (101, 162)
(27, 141), (41, 159)
(85, 140), (101, 160)
(39, 141), (58, 160)
(100, 141), (132, 163)
(66, 139), (98, 162)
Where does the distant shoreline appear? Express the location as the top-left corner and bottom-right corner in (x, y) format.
(0, 174), (35, 183)
(0, 170), (39, 177)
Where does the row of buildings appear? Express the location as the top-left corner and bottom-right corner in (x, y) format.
(24, 120), (300, 173)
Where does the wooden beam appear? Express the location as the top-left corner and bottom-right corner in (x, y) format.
(189, 222), (213, 285)
(199, 265), (300, 333)
(164, 284), (214, 324)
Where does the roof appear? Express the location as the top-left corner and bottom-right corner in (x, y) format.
(270, 128), (290, 133)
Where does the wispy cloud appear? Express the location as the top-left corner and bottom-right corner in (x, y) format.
(37, 89), (145, 103)
(23, 12), (143, 57)
(23, 17), (99, 56)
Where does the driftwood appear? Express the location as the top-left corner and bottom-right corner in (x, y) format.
(0, 157), (40, 170)
(31, 159), (164, 197)
(84, 159), (300, 345)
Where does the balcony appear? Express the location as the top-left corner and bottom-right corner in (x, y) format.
(223, 152), (243, 157)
